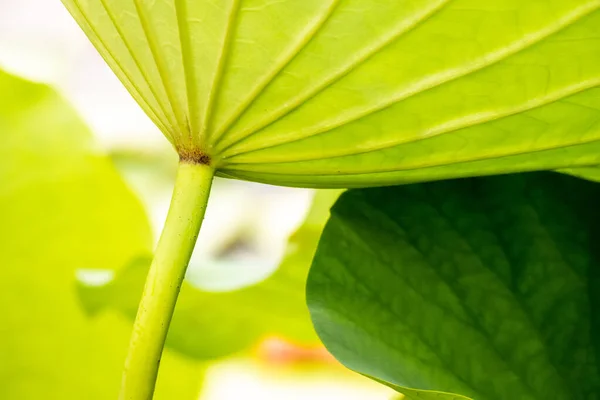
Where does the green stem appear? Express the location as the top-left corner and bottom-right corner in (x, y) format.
(119, 161), (214, 400)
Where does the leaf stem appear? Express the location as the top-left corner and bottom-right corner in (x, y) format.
(119, 161), (214, 400)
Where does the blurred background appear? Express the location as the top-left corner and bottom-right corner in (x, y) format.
(0, 0), (393, 398)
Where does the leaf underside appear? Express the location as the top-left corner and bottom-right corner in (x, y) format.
(307, 172), (600, 400)
(61, 0), (600, 187)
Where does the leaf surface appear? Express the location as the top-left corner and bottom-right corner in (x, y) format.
(307, 172), (600, 399)
(61, 0), (600, 187)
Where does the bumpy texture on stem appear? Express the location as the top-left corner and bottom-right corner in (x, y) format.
(119, 161), (214, 400)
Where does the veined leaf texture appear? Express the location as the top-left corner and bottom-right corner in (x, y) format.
(62, 0), (600, 187)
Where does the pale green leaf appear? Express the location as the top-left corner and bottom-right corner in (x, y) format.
(0, 69), (203, 399)
(307, 172), (600, 399)
(61, 0), (600, 187)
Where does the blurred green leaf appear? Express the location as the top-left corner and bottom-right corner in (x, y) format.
(308, 172), (600, 399)
(0, 69), (203, 399)
(62, 0), (600, 187)
(78, 189), (341, 360)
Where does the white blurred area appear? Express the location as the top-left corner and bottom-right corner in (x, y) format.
(0, 0), (164, 148)
(0, 1), (392, 399)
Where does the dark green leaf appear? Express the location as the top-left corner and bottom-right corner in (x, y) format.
(308, 172), (600, 399)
